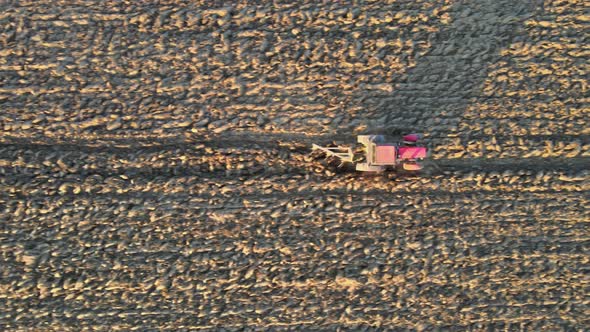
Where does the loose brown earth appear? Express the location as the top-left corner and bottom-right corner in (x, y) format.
(0, 0), (588, 330)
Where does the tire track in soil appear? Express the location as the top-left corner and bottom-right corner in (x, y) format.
(0, 145), (590, 179)
(3, 131), (587, 157)
(2, 186), (587, 203)
(3, 130), (588, 146)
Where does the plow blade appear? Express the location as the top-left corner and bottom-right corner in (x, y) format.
(311, 144), (354, 164)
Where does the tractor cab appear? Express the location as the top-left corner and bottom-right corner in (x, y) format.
(356, 134), (427, 172)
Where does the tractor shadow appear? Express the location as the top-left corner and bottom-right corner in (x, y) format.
(362, 0), (536, 138)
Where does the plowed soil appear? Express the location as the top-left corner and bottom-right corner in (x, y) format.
(1, 0), (588, 330)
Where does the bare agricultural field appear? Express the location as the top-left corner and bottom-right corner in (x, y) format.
(0, 0), (588, 330)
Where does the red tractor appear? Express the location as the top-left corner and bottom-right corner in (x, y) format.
(312, 134), (427, 173)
